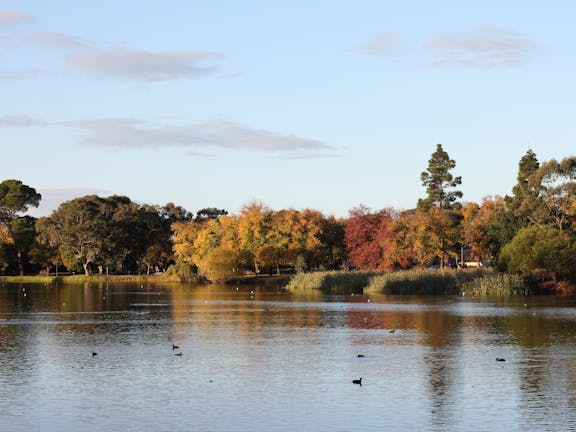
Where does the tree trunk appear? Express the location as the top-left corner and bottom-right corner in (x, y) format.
(276, 262), (280, 275)
(16, 248), (24, 276)
(83, 262), (90, 276)
(146, 263), (151, 276)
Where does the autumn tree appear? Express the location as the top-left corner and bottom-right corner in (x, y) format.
(461, 196), (506, 264)
(345, 206), (397, 270)
(237, 202), (272, 273)
(419, 144), (462, 209)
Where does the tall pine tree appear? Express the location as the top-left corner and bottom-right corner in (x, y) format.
(419, 144), (462, 209)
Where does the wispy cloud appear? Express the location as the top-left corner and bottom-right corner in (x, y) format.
(357, 32), (407, 55)
(72, 118), (330, 153)
(25, 31), (92, 49)
(425, 27), (536, 67)
(67, 49), (224, 81)
(1, 30), (91, 50)
(0, 114), (48, 127)
(0, 69), (59, 79)
(27, 187), (110, 217)
(0, 10), (34, 25)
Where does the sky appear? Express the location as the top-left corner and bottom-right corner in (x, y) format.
(1, 1), (575, 218)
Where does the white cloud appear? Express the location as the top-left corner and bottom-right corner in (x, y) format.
(67, 49), (224, 81)
(425, 27), (537, 67)
(73, 118), (330, 153)
(0, 10), (34, 25)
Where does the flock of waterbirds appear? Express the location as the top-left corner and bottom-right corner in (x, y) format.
(88, 330), (507, 388)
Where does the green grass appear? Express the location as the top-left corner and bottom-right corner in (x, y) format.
(0, 274), (186, 285)
(0, 275), (58, 284)
(285, 270), (383, 294)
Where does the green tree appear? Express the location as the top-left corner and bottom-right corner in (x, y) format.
(30, 216), (63, 275)
(499, 225), (576, 282)
(9, 216), (37, 275)
(44, 196), (108, 275)
(419, 144), (462, 209)
(0, 180), (41, 275)
(529, 156), (576, 232)
(0, 179), (41, 222)
(505, 149), (547, 228)
(195, 207), (228, 223)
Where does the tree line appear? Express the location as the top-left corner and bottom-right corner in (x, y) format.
(1, 145), (575, 287)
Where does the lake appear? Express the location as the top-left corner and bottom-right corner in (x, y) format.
(1, 281), (576, 432)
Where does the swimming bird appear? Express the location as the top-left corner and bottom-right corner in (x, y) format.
(389, 329), (396, 334)
(92, 352), (97, 357)
(357, 354), (365, 358)
(174, 352), (183, 357)
(172, 344), (179, 350)
(496, 358), (506, 362)
(352, 378), (362, 385)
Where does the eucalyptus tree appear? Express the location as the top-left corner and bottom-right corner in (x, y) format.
(0, 179), (41, 222)
(44, 195), (107, 275)
(505, 149), (547, 228)
(133, 204), (175, 275)
(528, 156), (576, 232)
(0, 179), (41, 275)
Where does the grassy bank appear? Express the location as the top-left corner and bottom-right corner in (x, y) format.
(0, 274), (182, 285)
(0, 276), (58, 284)
(285, 270), (383, 294)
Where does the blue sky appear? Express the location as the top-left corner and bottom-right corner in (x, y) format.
(1, 1), (574, 217)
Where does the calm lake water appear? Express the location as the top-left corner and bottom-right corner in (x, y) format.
(1, 281), (576, 432)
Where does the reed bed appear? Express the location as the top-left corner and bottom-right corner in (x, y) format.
(460, 272), (529, 296)
(365, 268), (528, 296)
(285, 270), (382, 294)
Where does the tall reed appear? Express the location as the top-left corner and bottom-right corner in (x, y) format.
(285, 270), (382, 294)
(366, 268), (528, 296)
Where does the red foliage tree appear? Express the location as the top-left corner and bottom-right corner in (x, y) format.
(344, 206), (397, 270)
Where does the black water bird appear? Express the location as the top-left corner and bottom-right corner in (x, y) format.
(357, 354), (365, 358)
(172, 344), (179, 350)
(352, 378), (362, 385)
(92, 352), (97, 357)
(175, 352), (183, 357)
(496, 358), (506, 362)
(389, 329), (396, 334)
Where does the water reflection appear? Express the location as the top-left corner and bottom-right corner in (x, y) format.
(1, 282), (576, 431)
